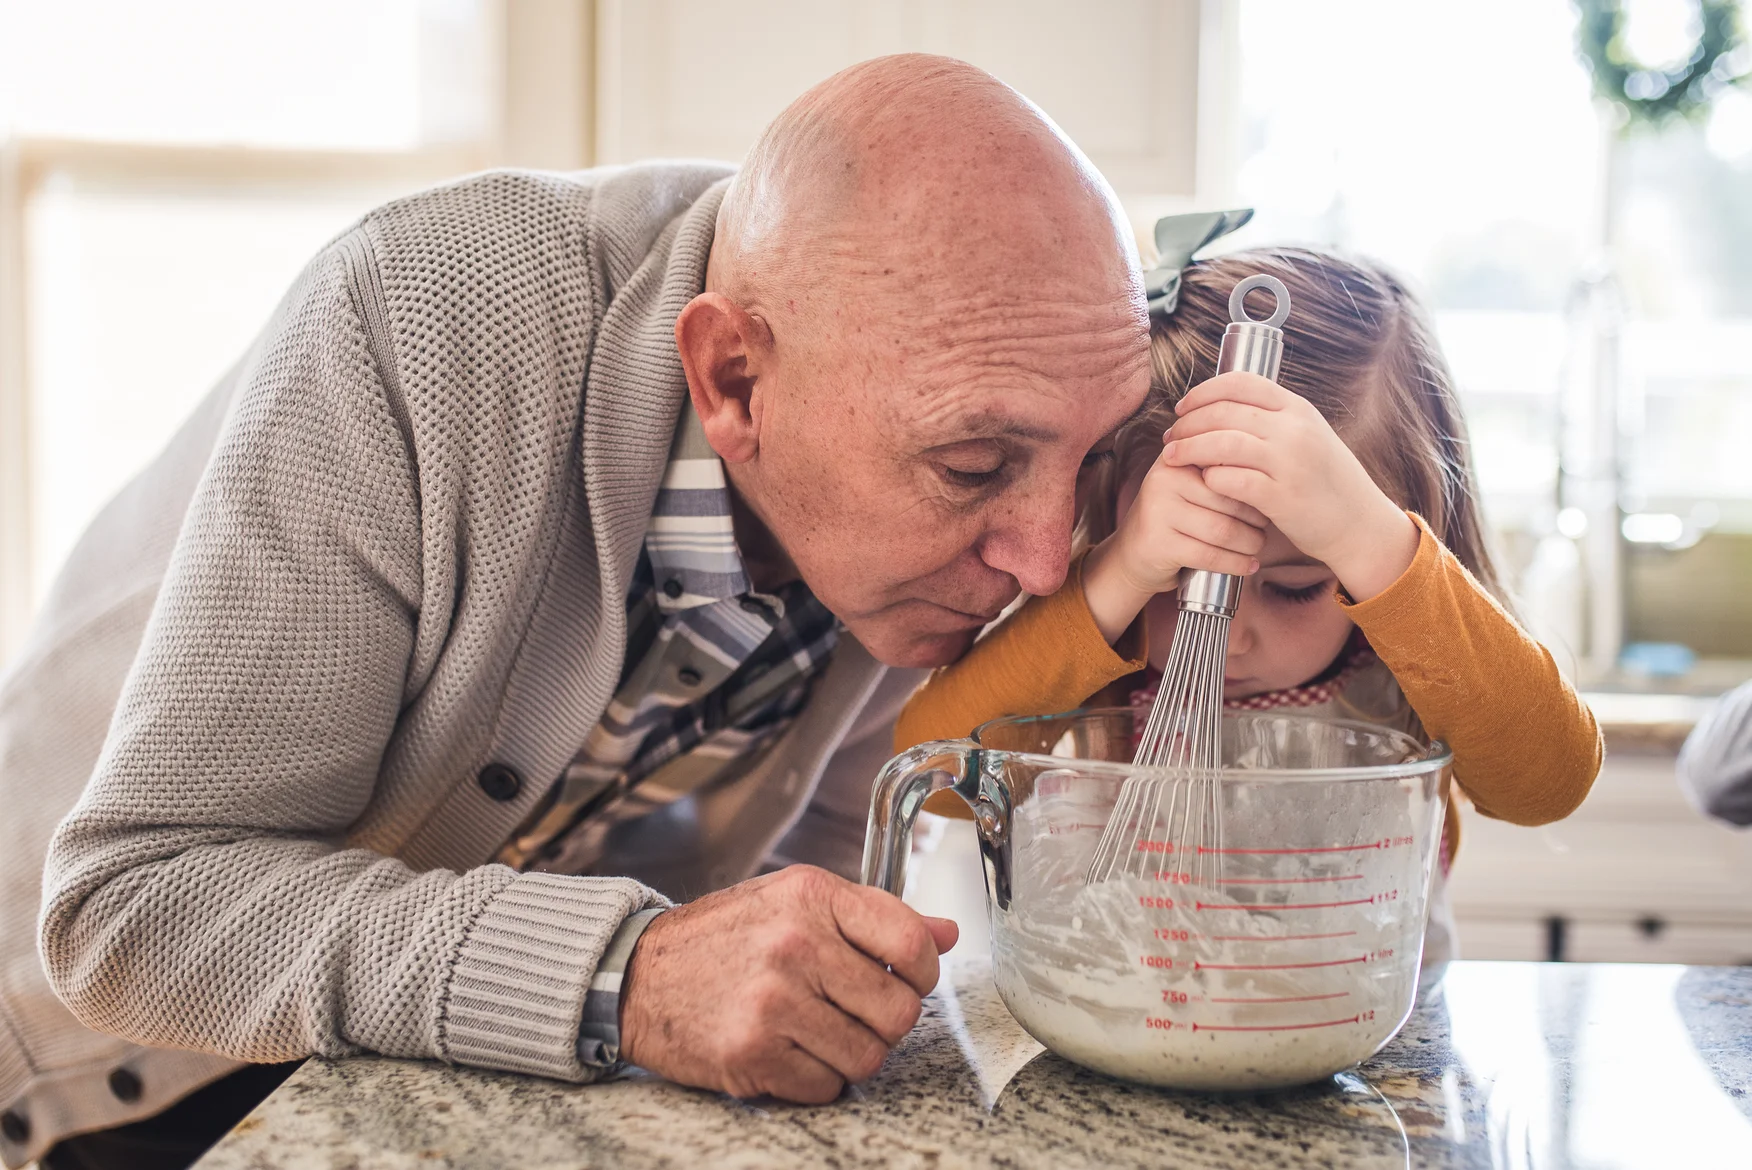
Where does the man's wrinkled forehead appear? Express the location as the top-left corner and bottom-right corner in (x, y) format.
(876, 284), (1147, 385)
(813, 214), (1150, 450)
(894, 352), (1150, 451)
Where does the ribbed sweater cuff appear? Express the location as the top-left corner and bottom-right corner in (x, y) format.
(1070, 551), (1150, 680)
(1024, 551), (1149, 700)
(439, 871), (669, 1081)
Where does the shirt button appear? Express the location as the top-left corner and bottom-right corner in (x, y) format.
(739, 596), (769, 616)
(108, 1068), (143, 1103)
(477, 764), (523, 802)
(663, 578), (684, 600)
(678, 666), (703, 687)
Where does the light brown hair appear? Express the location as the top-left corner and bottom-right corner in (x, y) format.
(1085, 246), (1507, 602)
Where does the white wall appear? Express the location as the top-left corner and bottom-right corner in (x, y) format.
(594, 0), (1210, 235)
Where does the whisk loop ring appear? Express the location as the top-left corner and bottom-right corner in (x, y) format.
(1228, 273), (1290, 328)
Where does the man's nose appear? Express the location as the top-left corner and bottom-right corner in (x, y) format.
(978, 489), (1074, 598)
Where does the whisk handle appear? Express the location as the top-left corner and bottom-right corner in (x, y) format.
(1219, 273), (1289, 382)
(1179, 568), (1243, 617)
(1175, 275), (1291, 620)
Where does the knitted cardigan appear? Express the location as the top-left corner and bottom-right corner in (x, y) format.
(0, 163), (918, 1166)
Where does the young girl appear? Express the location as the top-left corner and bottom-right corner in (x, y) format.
(894, 243), (1603, 975)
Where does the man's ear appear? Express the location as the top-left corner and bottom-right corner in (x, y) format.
(674, 292), (772, 464)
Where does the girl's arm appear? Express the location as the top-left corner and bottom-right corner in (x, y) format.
(1345, 514), (1602, 824)
(1168, 371), (1600, 822)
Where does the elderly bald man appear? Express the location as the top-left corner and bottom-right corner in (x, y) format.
(0, 55), (1147, 1167)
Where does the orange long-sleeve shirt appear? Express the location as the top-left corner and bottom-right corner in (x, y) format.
(894, 514), (1602, 865)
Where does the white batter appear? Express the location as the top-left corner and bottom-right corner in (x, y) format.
(987, 784), (1428, 1091)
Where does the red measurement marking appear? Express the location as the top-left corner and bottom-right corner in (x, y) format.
(1195, 897), (1375, 911)
(1199, 842), (1389, 856)
(1202, 931), (1357, 942)
(1195, 956), (1366, 971)
(1193, 1016), (1361, 1033)
(1220, 875), (1363, 885)
(1209, 993), (1351, 1004)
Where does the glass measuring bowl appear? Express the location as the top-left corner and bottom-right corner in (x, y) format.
(863, 708), (1451, 1092)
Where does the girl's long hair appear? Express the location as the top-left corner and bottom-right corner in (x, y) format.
(1084, 247), (1507, 603)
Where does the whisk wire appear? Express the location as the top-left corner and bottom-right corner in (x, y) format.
(1088, 608), (1233, 886)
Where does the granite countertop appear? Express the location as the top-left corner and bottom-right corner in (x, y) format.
(196, 957), (1751, 1169)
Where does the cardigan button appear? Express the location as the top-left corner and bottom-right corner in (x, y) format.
(477, 764), (523, 802)
(0, 1111), (27, 1144)
(108, 1068), (143, 1103)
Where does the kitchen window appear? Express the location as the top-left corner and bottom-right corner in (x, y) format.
(0, 0), (594, 667)
(1217, 0), (1752, 672)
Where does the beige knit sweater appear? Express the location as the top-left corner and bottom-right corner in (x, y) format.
(0, 163), (920, 1166)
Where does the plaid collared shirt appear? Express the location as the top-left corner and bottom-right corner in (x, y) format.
(493, 400), (839, 1067)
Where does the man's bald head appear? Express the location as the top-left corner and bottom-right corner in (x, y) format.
(712, 53), (1139, 322)
(678, 55), (1150, 668)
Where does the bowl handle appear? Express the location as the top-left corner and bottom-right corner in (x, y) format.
(860, 741), (975, 894)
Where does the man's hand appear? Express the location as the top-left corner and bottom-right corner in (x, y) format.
(617, 865), (959, 1103)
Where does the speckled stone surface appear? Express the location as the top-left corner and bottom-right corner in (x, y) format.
(197, 959), (1752, 1169)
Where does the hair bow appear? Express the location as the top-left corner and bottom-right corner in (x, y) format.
(1143, 208), (1254, 319)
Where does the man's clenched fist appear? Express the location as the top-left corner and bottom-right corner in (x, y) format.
(618, 865), (959, 1103)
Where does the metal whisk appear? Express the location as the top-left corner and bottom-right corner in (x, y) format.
(1086, 274), (1291, 885)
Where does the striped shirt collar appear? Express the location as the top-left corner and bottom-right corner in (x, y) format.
(644, 400), (751, 612)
